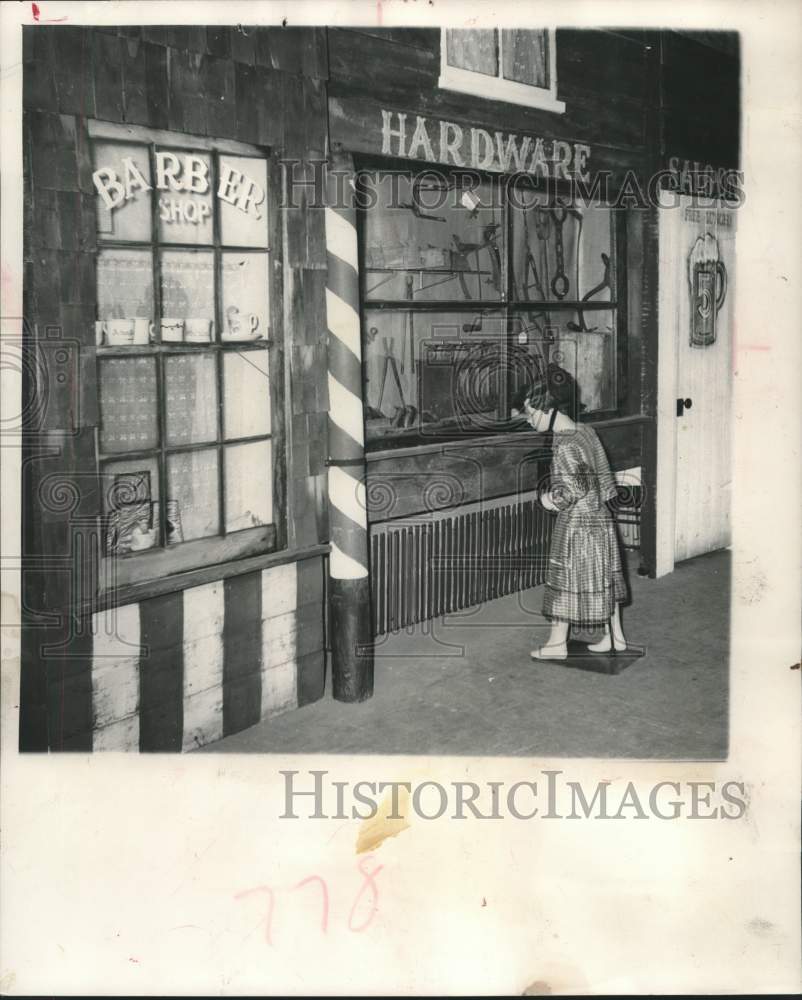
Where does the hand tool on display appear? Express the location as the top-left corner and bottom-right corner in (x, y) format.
(377, 336), (405, 415)
(566, 252), (612, 333)
(550, 206), (570, 299)
(451, 222), (502, 299)
(401, 174), (447, 222)
(449, 244), (473, 299)
(533, 207), (552, 296)
(400, 275), (414, 375)
(516, 207), (547, 302)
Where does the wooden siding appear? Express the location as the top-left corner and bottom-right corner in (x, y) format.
(20, 25), (331, 750)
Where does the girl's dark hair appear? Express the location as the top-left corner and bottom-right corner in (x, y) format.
(512, 363), (585, 420)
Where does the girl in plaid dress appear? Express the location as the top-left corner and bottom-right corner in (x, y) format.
(512, 368), (629, 660)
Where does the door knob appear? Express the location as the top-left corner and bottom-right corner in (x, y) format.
(676, 397), (693, 416)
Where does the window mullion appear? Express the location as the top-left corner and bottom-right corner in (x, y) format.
(212, 150), (227, 538)
(147, 142), (169, 550)
(499, 174), (511, 420)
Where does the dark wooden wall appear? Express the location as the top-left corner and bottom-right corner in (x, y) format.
(327, 27), (652, 182)
(20, 25), (331, 750)
(660, 31), (741, 169)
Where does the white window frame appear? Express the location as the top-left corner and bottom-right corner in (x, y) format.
(438, 28), (565, 114)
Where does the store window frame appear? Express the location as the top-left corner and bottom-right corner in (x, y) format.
(356, 156), (631, 452)
(88, 120), (286, 596)
(439, 28), (566, 114)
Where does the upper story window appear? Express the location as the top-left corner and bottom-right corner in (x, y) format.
(89, 121), (281, 590)
(439, 29), (565, 113)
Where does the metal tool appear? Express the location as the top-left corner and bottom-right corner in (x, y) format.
(451, 222), (502, 298)
(566, 252), (612, 332)
(401, 174), (447, 222)
(377, 337), (405, 414)
(400, 275), (414, 374)
(550, 206), (570, 299)
(516, 207), (547, 301)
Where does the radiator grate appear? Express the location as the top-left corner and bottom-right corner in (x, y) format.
(369, 494), (554, 635)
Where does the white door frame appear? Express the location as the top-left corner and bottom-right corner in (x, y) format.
(655, 203), (680, 579)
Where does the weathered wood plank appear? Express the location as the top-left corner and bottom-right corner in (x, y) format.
(327, 29), (647, 154)
(93, 31), (124, 122)
(182, 685), (224, 751)
(183, 633), (224, 697)
(204, 54), (238, 140)
(296, 649), (325, 706)
(23, 27), (57, 112)
(144, 41), (170, 131)
(93, 713), (139, 752)
(261, 658), (298, 717)
(183, 579), (225, 641)
(261, 561), (297, 618)
(328, 94), (645, 187)
(121, 35), (150, 126)
(53, 27), (95, 118)
(166, 47), (206, 135)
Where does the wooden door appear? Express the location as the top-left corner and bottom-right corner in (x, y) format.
(672, 199), (736, 561)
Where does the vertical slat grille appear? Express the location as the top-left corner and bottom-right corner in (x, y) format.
(369, 495), (554, 636)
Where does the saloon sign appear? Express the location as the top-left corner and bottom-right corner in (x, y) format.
(92, 151), (265, 222)
(380, 109), (592, 182)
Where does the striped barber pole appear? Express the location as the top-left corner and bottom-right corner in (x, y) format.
(325, 152), (374, 702)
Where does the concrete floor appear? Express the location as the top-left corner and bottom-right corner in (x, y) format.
(200, 549), (730, 758)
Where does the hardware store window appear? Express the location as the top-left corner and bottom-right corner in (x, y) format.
(360, 167), (627, 449)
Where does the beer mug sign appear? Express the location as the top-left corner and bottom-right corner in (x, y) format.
(688, 232), (727, 347)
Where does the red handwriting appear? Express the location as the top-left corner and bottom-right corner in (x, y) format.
(294, 875), (329, 933)
(348, 856), (383, 932)
(31, 2), (68, 22)
(234, 884), (276, 945)
(235, 856), (383, 944)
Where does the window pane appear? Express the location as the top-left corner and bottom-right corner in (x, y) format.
(219, 156), (269, 248)
(225, 440), (272, 532)
(501, 29), (549, 88)
(223, 348), (271, 439)
(93, 141), (152, 242)
(164, 353), (219, 446)
(98, 357), (159, 454)
(97, 250), (154, 337)
(363, 308), (507, 446)
(364, 172), (503, 303)
(511, 194), (616, 304)
(446, 29), (498, 76)
(160, 250), (216, 342)
(100, 458), (160, 555)
(506, 317), (550, 412)
(156, 149), (214, 245)
(166, 448), (220, 542)
(512, 313), (617, 414)
(221, 252), (269, 341)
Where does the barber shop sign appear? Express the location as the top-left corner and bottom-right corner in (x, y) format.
(92, 151), (266, 222)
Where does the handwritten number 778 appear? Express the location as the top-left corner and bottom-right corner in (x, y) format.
(235, 855), (384, 944)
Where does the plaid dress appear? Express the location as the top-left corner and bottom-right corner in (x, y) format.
(542, 425), (628, 627)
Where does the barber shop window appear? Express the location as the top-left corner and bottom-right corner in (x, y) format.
(359, 167), (626, 450)
(90, 123), (281, 587)
(439, 29), (565, 113)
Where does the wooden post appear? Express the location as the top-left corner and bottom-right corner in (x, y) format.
(325, 151), (374, 702)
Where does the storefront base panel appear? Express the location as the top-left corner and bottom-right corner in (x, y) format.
(370, 492), (554, 636)
(39, 555), (326, 752)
